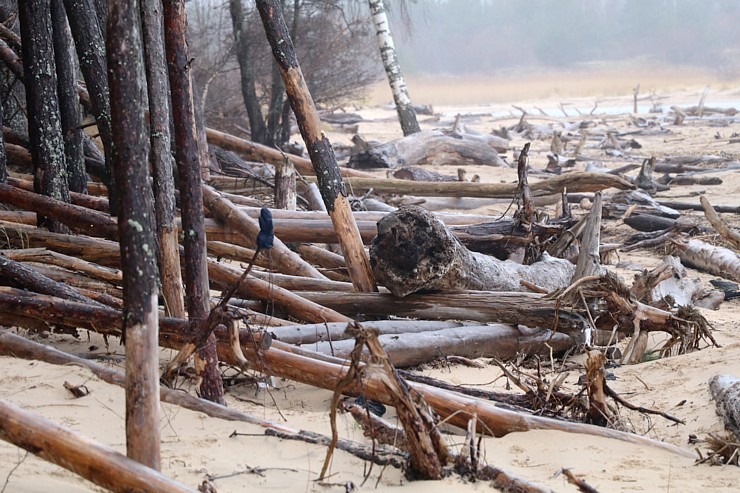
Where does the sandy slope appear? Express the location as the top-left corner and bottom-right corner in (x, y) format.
(1, 86), (739, 492)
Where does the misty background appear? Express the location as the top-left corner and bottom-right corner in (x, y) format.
(389, 0), (740, 77)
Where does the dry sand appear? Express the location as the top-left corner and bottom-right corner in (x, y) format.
(1, 83), (739, 492)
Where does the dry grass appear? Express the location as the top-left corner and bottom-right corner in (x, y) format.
(367, 64), (740, 107)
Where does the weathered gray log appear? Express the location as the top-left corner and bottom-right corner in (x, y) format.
(701, 196), (740, 250)
(269, 320), (472, 345)
(305, 324), (574, 368)
(672, 238), (740, 283)
(709, 374), (740, 442)
(370, 206), (575, 297)
(348, 130), (509, 169)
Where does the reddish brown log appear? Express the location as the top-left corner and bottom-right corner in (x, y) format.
(0, 400), (192, 493)
(256, 0), (376, 293)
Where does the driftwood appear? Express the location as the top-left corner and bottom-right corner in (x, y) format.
(709, 375), (740, 442)
(392, 166), (459, 182)
(315, 171), (635, 199)
(301, 324), (574, 368)
(0, 286), (693, 458)
(348, 130), (509, 169)
(0, 399), (192, 493)
(671, 238), (740, 283)
(701, 196), (740, 250)
(0, 331), (406, 470)
(369, 206), (575, 297)
(269, 320), (473, 345)
(631, 256), (724, 310)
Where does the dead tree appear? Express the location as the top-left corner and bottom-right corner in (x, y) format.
(163, 0), (225, 404)
(229, 0), (266, 143)
(368, 0), (420, 136)
(141, 0), (185, 318)
(370, 206), (575, 297)
(0, 68), (6, 183)
(63, 0), (115, 209)
(18, 0), (71, 232)
(51, 0), (85, 193)
(107, 0), (161, 469)
(256, 0), (377, 292)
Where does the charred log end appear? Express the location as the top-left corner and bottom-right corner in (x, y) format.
(370, 206), (457, 297)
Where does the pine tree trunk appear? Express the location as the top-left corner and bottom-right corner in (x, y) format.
(368, 0), (420, 136)
(51, 0), (86, 194)
(107, 0), (161, 470)
(141, 0), (185, 319)
(257, 0), (377, 292)
(64, 0), (116, 210)
(230, 0), (267, 143)
(163, 0), (225, 405)
(18, 0), (71, 233)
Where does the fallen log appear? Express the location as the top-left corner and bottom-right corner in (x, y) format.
(700, 196), (740, 250)
(369, 206), (575, 297)
(671, 238), (740, 283)
(309, 172), (635, 199)
(0, 399), (193, 493)
(202, 185), (326, 279)
(302, 324), (574, 368)
(269, 320), (472, 345)
(0, 332), (406, 469)
(708, 374), (740, 442)
(204, 126), (372, 178)
(0, 287), (692, 457)
(297, 290), (587, 335)
(348, 130), (509, 169)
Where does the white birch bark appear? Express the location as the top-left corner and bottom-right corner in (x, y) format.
(369, 0), (420, 136)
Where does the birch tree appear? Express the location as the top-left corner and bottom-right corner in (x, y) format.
(369, 0), (420, 136)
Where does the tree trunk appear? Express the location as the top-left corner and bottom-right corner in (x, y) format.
(256, 0), (377, 292)
(64, 0), (115, 211)
(229, 0), (266, 143)
(163, 0), (224, 404)
(51, 0), (86, 194)
(368, 0), (420, 136)
(0, 67), (6, 183)
(370, 206), (575, 297)
(141, 0), (185, 318)
(708, 374), (740, 442)
(107, 0), (161, 469)
(18, 0), (71, 233)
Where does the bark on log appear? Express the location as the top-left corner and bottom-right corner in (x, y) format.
(297, 290), (587, 336)
(63, 0), (115, 209)
(349, 130), (509, 169)
(51, 0), (86, 194)
(315, 172), (635, 199)
(370, 206), (575, 297)
(708, 374), (740, 442)
(204, 127), (371, 178)
(0, 400), (193, 493)
(274, 155), (296, 210)
(107, 0), (161, 468)
(163, 0), (224, 404)
(0, 182), (118, 238)
(18, 0), (71, 232)
(256, 0), (376, 292)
